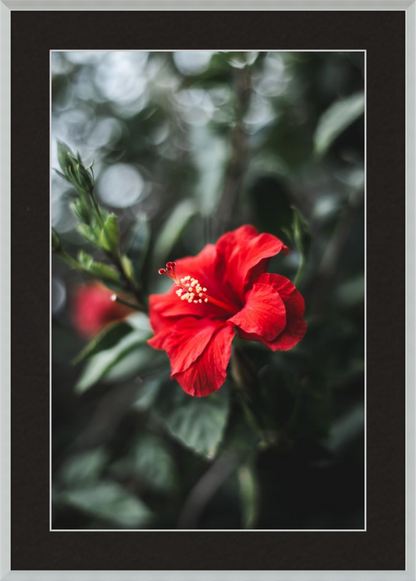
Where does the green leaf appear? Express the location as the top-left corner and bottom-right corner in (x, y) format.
(112, 434), (176, 493)
(57, 481), (152, 528)
(291, 206), (310, 286)
(155, 382), (230, 457)
(75, 330), (149, 393)
(58, 448), (108, 486)
(314, 92), (364, 156)
(238, 462), (259, 529)
(121, 254), (136, 285)
(133, 376), (165, 412)
(71, 198), (91, 225)
(77, 224), (97, 245)
(102, 344), (165, 385)
(126, 216), (151, 282)
(151, 200), (196, 271)
(77, 250), (120, 283)
(99, 213), (120, 252)
(88, 262), (120, 283)
(72, 321), (133, 365)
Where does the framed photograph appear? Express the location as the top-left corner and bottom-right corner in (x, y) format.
(1, 2), (414, 580)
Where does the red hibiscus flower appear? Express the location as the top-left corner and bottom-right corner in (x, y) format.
(148, 225), (307, 397)
(72, 282), (133, 338)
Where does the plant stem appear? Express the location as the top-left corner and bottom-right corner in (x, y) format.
(110, 294), (141, 311)
(294, 253), (305, 287)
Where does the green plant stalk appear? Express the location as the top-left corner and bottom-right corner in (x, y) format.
(110, 294), (142, 311)
(56, 250), (114, 283)
(86, 185), (148, 312)
(230, 348), (273, 445)
(293, 253), (305, 287)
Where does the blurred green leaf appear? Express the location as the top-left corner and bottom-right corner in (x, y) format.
(75, 330), (150, 393)
(102, 343), (166, 385)
(57, 481), (152, 528)
(126, 217), (151, 283)
(72, 321), (133, 365)
(326, 403), (364, 455)
(112, 434), (177, 493)
(58, 448), (108, 486)
(133, 375), (166, 411)
(155, 382), (230, 457)
(337, 275), (365, 308)
(238, 462), (259, 529)
(152, 200), (196, 270)
(314, 92), (364, 156)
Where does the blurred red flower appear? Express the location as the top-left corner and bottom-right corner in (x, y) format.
(149, 225), (307, 397)
(72, 282), (132, 338)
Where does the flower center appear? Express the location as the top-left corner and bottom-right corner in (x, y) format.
(158, 262), (236, 314)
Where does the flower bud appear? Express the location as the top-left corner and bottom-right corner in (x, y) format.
(72, 282), (133, 338)
(57, 141), (94, 194)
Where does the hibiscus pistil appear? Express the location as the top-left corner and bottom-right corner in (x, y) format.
(158, 261), (236, 314)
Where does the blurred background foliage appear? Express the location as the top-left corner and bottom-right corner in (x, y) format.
(52, 51), (365, 530)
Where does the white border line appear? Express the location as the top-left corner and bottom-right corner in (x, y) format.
(50, 49), (367, 533)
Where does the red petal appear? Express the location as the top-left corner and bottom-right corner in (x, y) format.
(149, 243), (239, 323)
(229, 282), (286, 341)
(257, 273), (305, 318)
(149, 317), (225, 375)
(238, 273), (306, 351)
(216, 225), (289, 298)
(173, 324), (235, 397)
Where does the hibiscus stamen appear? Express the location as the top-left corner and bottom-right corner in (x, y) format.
(158, 262), (235, 313)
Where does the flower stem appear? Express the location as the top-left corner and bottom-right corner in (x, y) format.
(230, 347), (273, 445)
(110, 294), (141, 311)
(294, 253), (305, 287)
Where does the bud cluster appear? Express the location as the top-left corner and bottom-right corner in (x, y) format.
(56, 141), (94, 195)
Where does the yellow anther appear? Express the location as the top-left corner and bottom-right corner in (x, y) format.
(204, 298), (208, 303)
(202, 287), (207, 292)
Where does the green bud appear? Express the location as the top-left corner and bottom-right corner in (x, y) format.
(70, 198), (91, 224)
(51, 227), (61, 253)
(99, 213), (120, 252)
(57, 141), (74, 173)
(56, 141), (94, 194)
